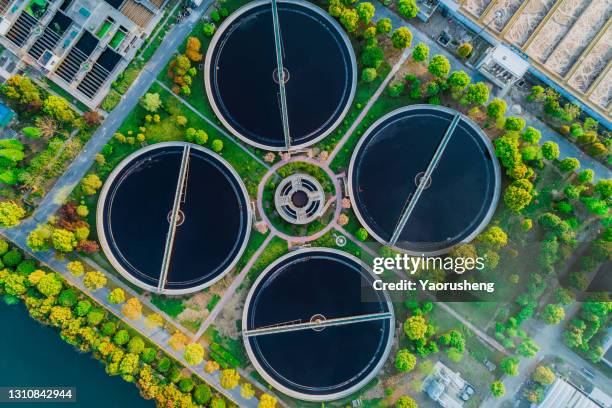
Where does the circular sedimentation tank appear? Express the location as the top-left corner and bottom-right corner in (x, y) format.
(349, 105), (501, 255)
(97, 142), (251, 295)
(205, 0), (356, 150)
(242, 249), (394, 401)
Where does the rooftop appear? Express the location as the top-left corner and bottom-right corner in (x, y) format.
(539, 378), (604, 408)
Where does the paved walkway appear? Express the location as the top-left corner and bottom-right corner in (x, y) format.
(194, 233), (276, 340)
(0, 229), (261, 407)
(327, 48), (411, 164)
(256, 155), (342, 243)
(4, 0), (217, 237)
(155, 80), (270, 170)
(368, 1), (611, 181)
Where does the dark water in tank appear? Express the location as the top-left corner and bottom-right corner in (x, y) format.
(246, 252), (391, 394)
(104, 148), (182, 286)
(352, 108), (497, 252)
(166, 150), (247, 289)
(209, 2), (353, 148)
(103, 146), (248, 290)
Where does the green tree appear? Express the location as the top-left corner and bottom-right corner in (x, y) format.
(108, 288), (126, 304)
(555, 288), (575, 305)
(211, 139), (223, 152)
(395, 395), (418, 408)
(139, 93), (162, 112)
(339, 8), (359, 32)
(395, 349), (416, 372)
(361, 45), (384, 69)
(541, 303), (565, 324)
(487, 98), (506, 120)
(559, 157), (580, 173)
(478, 226), (508, 249)
(203, 23), (216, 37)
(518, 338), (539, 357)
(22, 127), (42, 139)
(504, 183), (533, 213)
(0, 201), (26, 227)
(43, 95), (75, 123)
(397, 0), (419, 19)
(491, 381), (505, 397)
(428, 55), (451, 78)
(541, 141), (560, 160)
(51, 228), (77, 252)
(412, 43), (429, 62)
(193, 384), (212, 405)
(37, 273), (63, 297)
(362, 68), (378, 83)
(404, 315), (427, 340)
(113, 329), (130, 345)
(355, 2), (375, 23)
(578, 169), (595, 184)
(532, 366), (555, 385)
(500, 356), (520, 376)
(457, 42), (473, 58)
(184, 343), (205, 366)
(504, 116), (526, 132)
(463, 82), (489, 106)
(392, 27), (412, 49)
(376, 18), (392, 34)
(447, 70), (471, 93)
(127, 336), (145, 354)
(521, 126), (541, 144)
(356, 228), (369, 241)
(81, 174), (102, 195)
(595, 179), (612, 199)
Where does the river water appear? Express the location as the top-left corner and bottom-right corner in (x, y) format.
(0, 303), (153, 407)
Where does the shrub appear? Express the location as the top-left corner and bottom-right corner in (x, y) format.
(211, 139), (223, 152)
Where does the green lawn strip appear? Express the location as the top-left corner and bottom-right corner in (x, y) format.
(234, 229), (269, 272)
(151, 294), (186, 318)
(43, 78), (90, 112)
(330, 88), (407, 173)
(244, 236), (288, 285)
(150, 82), (266, 196)
(315, 62), (391, 156)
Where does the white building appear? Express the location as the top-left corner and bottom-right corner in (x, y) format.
(476, 44), (530, 96)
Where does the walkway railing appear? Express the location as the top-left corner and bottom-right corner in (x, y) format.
(243, 312), (393, 337)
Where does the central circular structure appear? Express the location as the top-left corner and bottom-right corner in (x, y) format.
(274, 173), (325, 224)
(349, 105), (501, 255)
(97, 142), (251, 295)
(243, 249), (394, 401)
(205, 0), (357, 150)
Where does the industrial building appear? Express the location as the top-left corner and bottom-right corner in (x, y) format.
(0, 0), (167, 108)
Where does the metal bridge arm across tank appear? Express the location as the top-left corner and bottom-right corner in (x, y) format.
(388, 113), (462, 246)
(242, 311), (393, 337)
(270, 0), (292, 150)
(157, 145), (191, 293)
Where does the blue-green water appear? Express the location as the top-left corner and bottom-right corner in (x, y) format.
(0, 303), (154, 407)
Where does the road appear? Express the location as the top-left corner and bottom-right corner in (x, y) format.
(367, 1), (611, 182)
(8, 0), (215, 235)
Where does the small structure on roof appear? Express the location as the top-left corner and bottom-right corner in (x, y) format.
(422, 361), (475, 408)
(477, 44), (530, 96)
